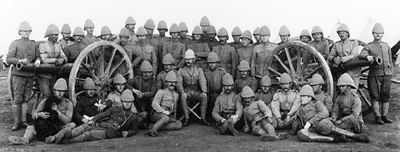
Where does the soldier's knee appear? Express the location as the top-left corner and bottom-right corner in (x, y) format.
(316, 119), (333, 135)
(252, 125), (266, 136)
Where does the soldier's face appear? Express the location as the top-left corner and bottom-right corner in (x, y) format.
(243, 97), (253, 106)
(208, 34), (216, 39)
(166, 81), (176, 90)
(115, 83), (125, 93)
(137, 35), (146, 43)
(260, 35), (270, 43)
(122, 100), (132, 109)
(208, 62), (217, 70)
(74, 35), (83, 43)
(180, 31), (187, 38)
(223, 85), (233, 93)
(48, 34), (59, 42)
(126, 24), (135, 32)
(217, 36), (228, 44)
(19, 31), (31, 38)
(311, 84), (322, 93)
(232, 35), (240, 42)
(158, 29), (167, 36)
(338, 85), (349, 93)
(54, 90), (66, 99)
(185, 58), (195, 66)
(62, 33), (71, 39)
(338, 31), (349, 40)
(300, 95), (312, 105)
(201, 25), (208, 32)
(120, 36), (129, 45)
(193, 34), (201, 41)
(164, 64), (172, 72)
(142, 71), (153, 80)
(85, 89), (95, 97)
(280, 83), (291, 92)
(146, 28), (154, 36)
(85, 27), (94, 35)
(240, 70), (248, 78)
(261, 86), (270, 93)
(312, 33), (323, 41)
(373, 32), (384, 41)
(241, 38), (251, 46)
(100, 34), (110, 41)
(280, 35), (290, 43)
(300, 36), (311, 43)
(254, 34), (261, 41)
(171, 32), (179, 39)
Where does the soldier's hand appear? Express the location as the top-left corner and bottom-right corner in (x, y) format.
(221, 118), (227, 124)
(40, 112), (50, 119)
(82, 118), (89, 124)
(277, 119), (285, 127)
(230, 115), (239, 123)
(18, 58), (28, 64)
(122, 131), (129, 138)
(284, 115), (290, 123)
(34, 59), (41, 68)
(88, 120), (94, 125)
(163, 111), (170, 116)
(56, 58), (64, 65)
(333, 57), (342, 65)
(51, 103), (58, 111)
(243, 126), (251, 133)
(366, 56), (374, 64)
(335, 119), (343, 125)
(251, 121), (256, 128)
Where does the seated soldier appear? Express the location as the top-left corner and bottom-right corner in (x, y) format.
(242, 86), (280, 141)
(234, 60), (257, 94)
(271, 73), (300, 129)
(309, 73), (333, 115)
(62, 90), (139, 144)
(8, 78), (75, 145)
(73, 78), (109, 126)
(254, 76), (275, 108)
(127, 61), (157, 115)
(212, 73), (243, 136)
(156, 53), (178, 90)
(145, 71), (183, 137)
(295, 85), (370, 143)
(204, 52), (226, 118)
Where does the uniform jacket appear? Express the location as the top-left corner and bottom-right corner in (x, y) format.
(359, 41), (393, 76)
(151, 89), (179, 118)
(204, 68), (226, 94)
(251, 42), (277, 78)
(92, 106), (138, 138)
(64, 42), (87, 63)
(179, 36), (193, 49)
(237, 45), (254, 69)
(254, 91), (275, 108)
(34, 97), (73, 124)
(127, 76), (156, 100)
(162, 40), (186, 68)
(315, 91), (333, 115)
(331, 90), (362, 122)
(328, 39), (360, 77)
(107, 90), (138, 113)
(308, 40), (330, 59)
(6, 38), (40, 76)
(177, 66), (207, 93)
(187, 41), (210, 64)
(82, 35), (100, 46)
(233, 76), (257, 94)
(134, 43), (158, 74)
(120, 43), (143, 68)
(271, 89), (301, 119)
(38, 40), (68, 79)
(243, 100), (273, 126)
(73, 95), (106, 125)
(212, 44), (237, 77)
(295, 100), (329, 126)
(229, 42), (243, 51)
(212, 92), (243, 122)
(59, 38), (74, 50)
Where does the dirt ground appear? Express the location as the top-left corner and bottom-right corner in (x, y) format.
(0, 68), (399, 152)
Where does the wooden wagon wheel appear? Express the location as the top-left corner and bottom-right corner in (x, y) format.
(69, 41), (134, 105)
(266, 41), (334, 96)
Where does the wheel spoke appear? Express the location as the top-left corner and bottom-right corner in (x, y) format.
(358, 89), (372, 107)
(284, 47), (296, 75)
(105, 48), (117, 76)
(109, 58), (126, 77)
(273, 55), (291, 74)
(99, 46), (105, 77)
(268, 67), (282, 76)
(81, 63), (99, 81)
(296, 48), (302, 76)
(75, 90), (84, 98)
(303, 66), (322, 80)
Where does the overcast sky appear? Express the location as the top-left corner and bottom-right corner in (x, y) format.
(1, 0), (399, 56)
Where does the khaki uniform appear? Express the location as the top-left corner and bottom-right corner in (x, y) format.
(162, 40), (186, 69)
(251, 42), (277, 79)
(73, 95), (105, 126)
(179, 36), (193, 49)
(117, 43), (143, 75)
(64, 42), (87, 63)
(207, 38), (219, 51)
(271, 89), (301, 128)
(254, 91), (275, 108)
(155, 36), (171, 73)
(243, 100), (276, 136)
(149, 89), (182, 132)
(59, 39), (74, 50)
(315, 92), (333, 115)
(229, 42), (243, 51)
(134, 43), (158, 75)
(308, 40), (330, 59)
(331, 90), (363, 133)
(212, 92), (243, 123)
(187, 41), (210, 70)
(212, 44), (237, 78)
(127, 76), (156, 113)
(292, 100), (330, 134)
(233, 76), (258, 94)
(82, 35), (100, 46)
(156, 70), (179, 90)
(204, 68), (226, 113)
(106, 90), (138, 113)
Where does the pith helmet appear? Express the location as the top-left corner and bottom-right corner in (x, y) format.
(44, 24), (60, 38)
(232, 26), (242, 36)
(207, 25), (216, 34)
(372, 23), (384, 33)
(84, 19), (95, 28)
(157, 20), (168, 30)
(309, 73), (325, 85)
(179, 22), (188, 32)
(144, 19), (155, 30)
(73, 27), (85, 36)
(300, 29), (311, 38)
(222, 73), (234, 85)
(136, 26), (148, 36)
(299, 85), (315, 99)
(170, 23), (180, 33)
(185, 49), (195, 59)
(260, 25), (271, 36)
(54, 78), (67, 91)
(337, 73), (356, 88)
(200, 16), (210, 26)
(125, 16), (136, 25)
(162, 53), (174, 64)
(238, 60), (250, 71)
(100, 26), (111, 35)
(207, 52), (219, 62)
(261, 75), (272, 86)
(311, 26), (323, 34)
(337, 24), (350, 33)
(253, 27), (261, 35)
(140, 60), (153, 72)
(165, 71), (177, 82)
(83, 77), (96, 90)
(61, 23), (71, 34)
(280, 73), (292, 84)
(240, 30), (253, 42)
(119, 28), (130, 37)
(217, 27), (229, 36)
(113, 73), (126, 84)
(121, 90), (134, 102)
(241, 86), (255, 98)
(192, 26), (203, 35)
(18, 21), (32, 34)
(279, 25), (290, 35)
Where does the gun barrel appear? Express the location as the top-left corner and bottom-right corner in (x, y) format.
(16, 63), (74, 75)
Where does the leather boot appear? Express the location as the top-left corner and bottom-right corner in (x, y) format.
(201, 119), (210, 126)
(291, 120), (301, 135)
(146, 117), (168, 137)
(297, 129), (334, 142)
(200, 93), (210, 126)
(182, 119), (190, 126)
(375, 116), (384, 124)
(217, 121), (228, 135)
(381, 102), (393, 123)
(62, 128), (73, 144)
(332, 135), (347, 143)
(69, 132), (91, 143)
(373, 102), (384, 124)
(181, 93), (190, 126)
(331, 126), (370, 143)
(227, 119), (238, 136)
(51, 126), (73, 144)
(21, 102), (28, 128)
(160, 120), (183, 131)
(261, 120), (279, 141)
(11, 104), (21, 131)
(8, 125), (34, 145)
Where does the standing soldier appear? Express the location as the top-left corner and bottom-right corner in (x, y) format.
(187, 26), (211, 71)
(254, 76), (275, 108)
(359, 23), (393, 124)
(299, 29), (311, 43)
(179, 22), (193, 48)
(213, 27), (237, 78)
(38, 24), (68, 98)
(82, 19), (99, 46)
(278, 25), (291, 45)
(162, 23), (186, 69)
(6, 21), (41, 131)
(212, 73), (243, 136)
(309, 26), (329, 59)
(146, 71), (183, 137)
(237, 30), (254, 78)
(59, 23), (74, 49)
(199, 16), (210, 43)
(229, 26), (243, 51)
(117, 28), (143, 75)
(135, 26), (157, 75)
(127, 61), (157, 114)
(309, 73), (333, 115)
(156, 20), (170, 73)
(234, 60), (257, 94)
(328, 24), (360, 90)
(178, 49), (210, 126)
(242, 86), (280, 141)
(206, 25), (219, 51)
(156, 54), (178, 90)
(204, 52), (226, 117)
(253, 27), (261, 46)
(125, 16), (139, 45)
(271, 73), (300, 129)
(99, 26), (113, 41)
(144, 19), (160, 59)
(251, 25), (278, 83)
(65, 27), (86, 63)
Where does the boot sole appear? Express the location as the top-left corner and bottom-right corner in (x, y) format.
(261, 135), (279, 141)
(8, 136), (29, 145)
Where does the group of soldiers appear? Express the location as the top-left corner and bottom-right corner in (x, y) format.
(6, 15), (395, 145)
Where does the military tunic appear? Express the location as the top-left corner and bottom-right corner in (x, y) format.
(331, 90), (363, 133)
(134, 43), (158, 75)
(271, 89), (301, 119)
(251, 42), (277, 78)
(233, 76), (258, 94)
(64, 42), (87, 63)
(212, 44), (237, 78)
(162, 40), (186, 69)
(212, 92), (243, 122)
(315, 91), (333, 115)
(187, 41), (210, 70)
